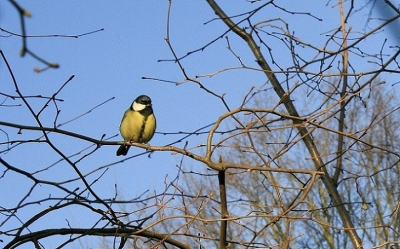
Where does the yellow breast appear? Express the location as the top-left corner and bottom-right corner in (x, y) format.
(120, 110), (156, 144)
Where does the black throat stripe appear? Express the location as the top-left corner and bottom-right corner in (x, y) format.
(139, 106), (153, 117)
(138, 115), (149, 142)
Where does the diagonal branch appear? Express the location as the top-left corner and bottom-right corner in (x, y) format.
(205, 0), (363, 247)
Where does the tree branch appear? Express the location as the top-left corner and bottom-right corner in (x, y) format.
(205, 0), (363, 247)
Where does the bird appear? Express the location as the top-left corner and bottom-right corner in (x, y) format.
(116, 95), (156, 156)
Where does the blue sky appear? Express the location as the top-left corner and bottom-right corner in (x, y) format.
(0, 2), (257, 247)
(1, 1), (400, 248)
(0, 1), (300, 200)
(1, 1), (219, 194)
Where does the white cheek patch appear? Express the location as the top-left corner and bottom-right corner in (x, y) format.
(133, 102), (146, 111)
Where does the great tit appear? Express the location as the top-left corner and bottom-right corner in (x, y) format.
(116, 95), (156, 156)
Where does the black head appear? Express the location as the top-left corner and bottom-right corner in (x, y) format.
(134, 95), (152, 106)
(131, 95), (154, 115)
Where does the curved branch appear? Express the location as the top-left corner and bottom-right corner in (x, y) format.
(4, 228), (190, 249)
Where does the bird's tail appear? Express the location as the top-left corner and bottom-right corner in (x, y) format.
(116, 144), (130, 156)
